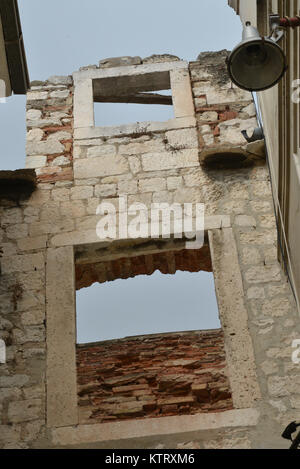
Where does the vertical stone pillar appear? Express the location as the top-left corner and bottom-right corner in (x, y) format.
(46, 246), (78, 427)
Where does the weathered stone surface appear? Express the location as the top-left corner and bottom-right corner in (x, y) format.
(50, 89), (70, 99)
(27, 91), (48, 101)
(74, 155), (129, 179)
(244, 265), (282, 284)
(139, 177), (166, 192)
(47, 75), (72, 86)
(142, 54), (180, 64)
(26, 139), (64, 156)
(26, 155), (48, 169)
(8, 399), (43, 423)
(0, 375), (30, 388)
(142, 150), (199, 171)
(165, 128), (198, 149)
(99, 56), (142, 68)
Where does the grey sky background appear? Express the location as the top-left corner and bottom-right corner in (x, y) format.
(0, 0), (242, 343)
(77, 272), (220, 343)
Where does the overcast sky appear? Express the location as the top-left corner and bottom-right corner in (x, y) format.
(0, 0), (242, 343)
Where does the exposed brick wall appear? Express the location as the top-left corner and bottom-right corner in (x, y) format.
(76, 330), (233, 423)
(76, 246), (212, 290)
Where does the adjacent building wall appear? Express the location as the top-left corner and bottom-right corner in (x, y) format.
(229, 0), (300, 308)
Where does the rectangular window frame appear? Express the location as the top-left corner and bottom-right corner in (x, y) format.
(45, 222), (261, 444)
(73, 61), (196, 139)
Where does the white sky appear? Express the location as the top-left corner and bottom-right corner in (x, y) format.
(0, 0), (242, 343)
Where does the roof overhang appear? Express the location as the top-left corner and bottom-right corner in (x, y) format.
(0, 0), (29, 97)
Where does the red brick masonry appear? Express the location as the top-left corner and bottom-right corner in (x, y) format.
(76, 246), (212, 290)
(76, 330), (233, 423)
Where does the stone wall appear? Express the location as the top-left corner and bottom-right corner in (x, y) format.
(77, 330), (232, 423)
(0, 52), (300, 449)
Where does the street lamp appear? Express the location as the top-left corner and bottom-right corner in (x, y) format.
(227, 15), (300, 92)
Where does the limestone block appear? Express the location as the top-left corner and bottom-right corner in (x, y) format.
(241, 247), (261, 265)
(23, 385), (45, 400)
(1, 253), (44, 274)
(199, 111), (218, 122)
(1, 208), (23, 224)
(244, 265), (282, 284)
(73, 78), (94, 129)
(152, 190), (174, 204)
(50, 156), (70, 167)
(128, 156), (141, 175)
(27, 129), (44, 142)
(87, 145), (116, 158)
(260, 361), (279, 376)
(218, 118), (257, 146)
(247, 286), (265, 299)
(95, 184), (117, 197)
(203, 436), (252, 449)
(243, 103), (256, 117)
(60, 200), (86, 218)
(0, 388), (22, 401)
(139, 178), (167, 192)
(70, 186), (94, 200)
(142, 149), (199, 171)
(46, 246), (78, 427)
(173, 187), (202, 204)
(239, 231), (277, 245)
(118, 179), (138, 195)
(8, 399), (43, 423)
(17, 236), (47, 252)
(50, 90), (70, 99)
(165, 128), (198, 148)
(21, 310), (45, 326)
(51, 188), (70, 202)
(26, 155), (47, 169)
(119, 140), (165, 155)
(48, 130), (72, 141)
(234, 215), (256, 227)
(0, 375), (29, 388)
(13, 325), (45, 344)
(47, 75), (72, 86)
(170, 68), (194, 118)
(202, 133), (214, 145)
(142, 54), (180, 64)
(74, 155), (129, 179)
(99, 56), (142, 68)
(167, 176), (183, 190)
(199, 124), (211, 135)
(252, 181), (271, 198)
(27, 91), (48, 101)
(27, 117), (62, 128)
(262, 297), (291, 317)
(206, 86), (252, 105)
(26, 138), (64, 156)
(0, 425), (21, 443)
(26, 109), (42, 121)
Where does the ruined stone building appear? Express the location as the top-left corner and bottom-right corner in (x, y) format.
(0, 17), (300, 448)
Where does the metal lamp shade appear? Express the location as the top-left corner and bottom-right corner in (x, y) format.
(227, 24), (287, 92)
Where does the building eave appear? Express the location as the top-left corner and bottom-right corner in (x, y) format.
(0, 0), (30, 95)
